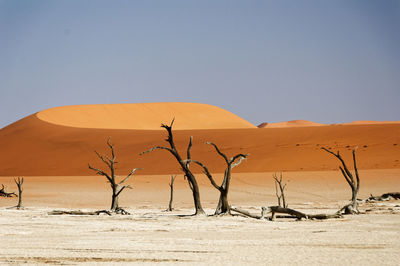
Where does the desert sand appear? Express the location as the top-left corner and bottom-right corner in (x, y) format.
(0, 103), (399, 265)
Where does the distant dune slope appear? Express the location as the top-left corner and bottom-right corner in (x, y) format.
(259, 120), (325, 128)
(36, 103), (256, 130)
(259, 120), (400, 128)
(0, 108), (399, 176)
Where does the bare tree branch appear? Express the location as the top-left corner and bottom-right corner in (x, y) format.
(119, 168), (141, 185)
(206, 142), (229, 164)
(95, 151), (112, 168)
(140, 146), (175, 156)
(116, 185), (132, 197)
(88, 164), (113, 183)
(273, 173), (288, 208)
(182, 159), (221, 191)
(339, 166), (354, 189)
(186, 136), (193, 169)
(231, 154), (248, 169)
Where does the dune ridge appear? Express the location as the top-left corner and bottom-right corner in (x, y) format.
(258, 120), (324, 128)
(36, 102), (256, 130)
(258, 120), (400, 128)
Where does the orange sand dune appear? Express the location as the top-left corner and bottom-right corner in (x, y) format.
(0, 103), (399, 176)
(259, 119), (400, 128)
(37, 103), (256, 130)
(339, 120), (400, 126)
(258, 120), (325, 128)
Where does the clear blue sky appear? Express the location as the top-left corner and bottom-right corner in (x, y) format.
(1, 0), (399, 128)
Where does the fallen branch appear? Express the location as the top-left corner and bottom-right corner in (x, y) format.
(230, 206), (268, 219)
(0, 184), (17, 197)
(366, 192), (400, 202)
(230, 206), (342, 221)
(48, 210), (112, 216)
(268, 206), (308, 220)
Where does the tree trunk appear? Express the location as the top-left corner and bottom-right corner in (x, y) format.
(188, 177), (205, 215)
(215, 189), (230, 215)
(16, 189), (22, 208)
(15, 177), (23, 209)
(167, 175), (175, 211)
(111, 186), (119, 211)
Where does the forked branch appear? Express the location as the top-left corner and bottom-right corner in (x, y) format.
(273, 173), (287, 208)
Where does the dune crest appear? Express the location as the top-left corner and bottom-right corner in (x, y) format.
(259, 120), (324, 128)
(36, 103), (256, 130)
(340, 120), (400, 126)
(258, 120), (400, 128)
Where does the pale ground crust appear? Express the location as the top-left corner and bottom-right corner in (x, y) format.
(0, 170), (399, 265)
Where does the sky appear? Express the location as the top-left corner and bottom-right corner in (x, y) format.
(0, 0), (399, 128)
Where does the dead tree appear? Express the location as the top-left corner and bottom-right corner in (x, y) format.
(0, 184), (16, 197)
(167, 175), (176, 211)
(88, 137), (139, 214)
(183, 142), (248, 215)
(322, 147), (360, 214)
(141, 119), (205, 215)
(273, 173), (287, 208)
(14, 177), (23, 209)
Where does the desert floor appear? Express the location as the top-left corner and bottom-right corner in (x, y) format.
(0, 170), (399, 265)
